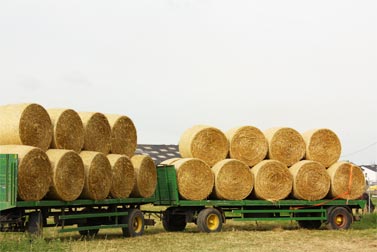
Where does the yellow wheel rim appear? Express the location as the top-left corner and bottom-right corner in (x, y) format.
(206, 214), (220, 231)
(133, 216), (143, 233)
(335, 215), (344, 226)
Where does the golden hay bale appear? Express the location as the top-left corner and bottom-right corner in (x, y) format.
(179, 125), (229, 167)
(0, 145), (52, 201)
(327, 162), (365, 200)
(130, 155), (157, 198)
(264, 127), (306, 167)
(160, 158), (181, 165)
(79, 151), (112, 200)
(47, 108), (84, 152)
(173, 158), (214, 200)
(226, 126), (268, 166)
(0, 103), (52, 150)
(79, 112), (111, 154)
(107, 154), (135, 199)
(106, 114), (137, 157)
(250, 160), (292, 201)
(302, 129), (341, 167)
(212, 159), (253, 200)
(289, 160), (330, 200)
(45, 149), (85, 201)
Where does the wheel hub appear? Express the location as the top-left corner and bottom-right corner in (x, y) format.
(335, 215), (344, 226)
(133, 216), (143, 232)
(207, 214), (220, 231)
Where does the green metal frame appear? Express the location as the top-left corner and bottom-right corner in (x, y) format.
(0, 153), (155, 234)
(0, 157), (368, 234)
(155, 165), (366, 222)
(57, 207), (131, 233)
(0, 153), (155, 211)
(0, 154), (18, 211)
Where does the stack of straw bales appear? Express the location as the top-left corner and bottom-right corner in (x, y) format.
(130, 155), (157, 198)
(0, 103), (53, 150)
(212, 159), (254, 200)
(46, 149), (85, 201)
(289, 160), (330, 201)
(0, 145), (52, 201)
(161, 158), (214, 200)
(166, 124), (365, 201)
(48, 109), (84, 152)
(0, 103), (155, 201)
(179, 125), (229, 167)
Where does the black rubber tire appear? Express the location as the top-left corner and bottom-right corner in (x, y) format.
(122, 208), (144, 237)
(197, 208), (222, 233)
(162, 212), (187, 232)
(297, 220), (322, 229)
(27, 211), (43, 236)
(326, 207), (353, 230)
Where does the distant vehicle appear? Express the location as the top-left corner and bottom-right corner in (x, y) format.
(369, 185), (377, 191)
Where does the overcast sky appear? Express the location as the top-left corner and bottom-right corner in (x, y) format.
(0, 0), (376, 165)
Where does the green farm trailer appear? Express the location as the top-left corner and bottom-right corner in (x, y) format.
(0, 154), (155, 237)
(155, 165), (367, 232)
(0, 154), (368, 237)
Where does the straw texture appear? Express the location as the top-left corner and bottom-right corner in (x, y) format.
(160, 158), (181, 165)
(79, 151), (112, 200)
(172, 158), (214, 200)
(45, 149), (85, 201)
(79, 112), (111, 154)
(212, 159), (253, 200)
(289, 160), (330, 200)
(0, 145), (52, 201)
(130, 155), (157, 198)
(327, 162), (365, 200)
(251, 160), (292, 201)
(264, 127), (305, 166)
(226, 126), (268, 166)
(48, 108), (84, 152)
(106, 114), (137, 157)
(107, 154), (135, 199)
(179, 125), (229, 166)
(302, 129), (341, 167)
(0, 103), (52, 150)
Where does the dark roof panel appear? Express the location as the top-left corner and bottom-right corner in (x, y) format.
(135, 144), (181, 164)
(361, 164), (377, 172)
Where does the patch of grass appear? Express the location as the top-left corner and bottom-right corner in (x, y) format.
(1, 213), (377, 252)
(0, 233), (67, 252)
(352, 213), (377, 229)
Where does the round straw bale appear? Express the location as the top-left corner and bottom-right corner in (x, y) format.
(173, 158), (214, 200)
(179, 125), (229, 166)
(160, 158), (181, 165)
(79, 112), (111, 154)
(289, 160), (330, 200)
(264, 127), (306, 167)
(79, 151), (112, 200)
(0, 103), (52, 150)
(212, 159), (253, 200)
(251, 160), (292, 201)
(226, 126), (268, 166)
(106, 114), (137, 157)
(0, 145), (52, 201)
(302, 129), (341, 167)
(47, 108), (84, 152)
(45, 149), (85, 201)
(130, 155), (157, 198)
(107, 154), (135, 199)
(327, 162), (366, 200)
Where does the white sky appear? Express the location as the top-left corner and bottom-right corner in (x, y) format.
(0, 0), (376, 165)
